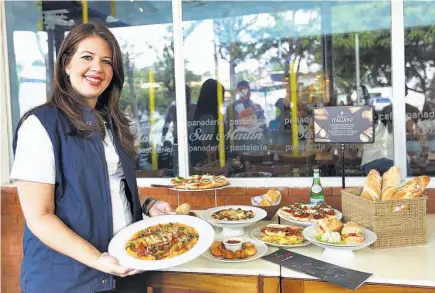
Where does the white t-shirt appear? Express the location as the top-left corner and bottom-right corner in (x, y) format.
(10, 115), (133, 235)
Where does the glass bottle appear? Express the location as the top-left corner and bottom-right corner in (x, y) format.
(310, 169), (325, 205)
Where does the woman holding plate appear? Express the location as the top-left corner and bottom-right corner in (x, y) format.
(10, 23), (172, 293)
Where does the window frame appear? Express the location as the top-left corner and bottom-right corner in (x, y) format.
(4, 0), (430, 188)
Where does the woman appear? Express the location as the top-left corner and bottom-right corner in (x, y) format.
(10, 23), (173, 293)
(190, 79), (224, 167)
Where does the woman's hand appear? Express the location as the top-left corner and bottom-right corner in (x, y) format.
(149, 200), (173, 217)
(93, 252), (142, 277)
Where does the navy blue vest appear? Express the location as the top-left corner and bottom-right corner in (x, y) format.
(13, 106), (143, 293)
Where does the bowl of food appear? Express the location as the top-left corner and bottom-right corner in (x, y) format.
(251, 190), (281, 220)
(223, 238), (243, 252)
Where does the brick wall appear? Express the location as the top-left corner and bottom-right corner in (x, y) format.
(2, 185), (435, 293)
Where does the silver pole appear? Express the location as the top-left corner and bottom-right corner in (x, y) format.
(355, 33), (361, 105)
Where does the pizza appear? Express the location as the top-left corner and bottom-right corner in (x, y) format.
(279, 202), (338, 223)
(211, 208), (255, 221)
(170, 174), (229, 190)
(125, 223), (199, 260)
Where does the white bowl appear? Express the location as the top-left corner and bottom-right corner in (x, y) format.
(223, 237), (243, 252)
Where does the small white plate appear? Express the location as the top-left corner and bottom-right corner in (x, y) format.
(202, 238), (268, 263)
(278, 205), (343, 227)
(250, 227), (311, 248)
(108, 215), (215, 270)
(302, 225), (377, 249)
(203, 205), (267, 225)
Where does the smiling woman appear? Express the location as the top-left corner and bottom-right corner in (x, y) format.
(65, 36), (114, 105)
(9, 23), (173, 293)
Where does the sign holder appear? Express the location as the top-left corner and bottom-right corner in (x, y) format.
(313, 106), (375, 189)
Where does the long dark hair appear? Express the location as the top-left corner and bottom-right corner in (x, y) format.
(19, 23), (136, 156)
(193, 78), (225, 122)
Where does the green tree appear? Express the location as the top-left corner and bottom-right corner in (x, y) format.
(214, 16), (259, 94)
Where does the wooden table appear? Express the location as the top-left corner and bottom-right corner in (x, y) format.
(139, 215), (435, 293)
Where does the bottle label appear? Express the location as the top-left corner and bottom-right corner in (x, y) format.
(310, 197), (324, 205)
(311, 184), (322, 193)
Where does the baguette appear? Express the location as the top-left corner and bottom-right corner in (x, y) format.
(381, 186), (399, 201)
(402, 176), (430, 190)
(392, 176), (430, 199)
(361, 169), (381, 201)
(381, 166), (401, 200)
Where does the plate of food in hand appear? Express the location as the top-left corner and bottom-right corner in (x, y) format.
(201, 205), (267, 225)
(277, 202), (342, 227)
(251, 224), (310, 248)
(202, 237), (268, 263)
(108, 215), (215, 270)
(302, 218), (377, 250)
(170, 174), (230, 191)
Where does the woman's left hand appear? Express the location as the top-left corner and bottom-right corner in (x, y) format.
(149, 200), (174, 217)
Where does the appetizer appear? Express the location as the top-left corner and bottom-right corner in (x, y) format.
(211, 208), (255, 221)
(315, 219), (365, 245)
(279, 202), (338, 223)
(259, 224), (305, 245)
(209, 240), (257, 260)
(170, 174), (229, 190)
(125, 223), (199, 260)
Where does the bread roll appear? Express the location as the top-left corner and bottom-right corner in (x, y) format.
(361, 169), (381, 201)
(341, 222), (365, 244)
(176, 203), (191, 215)
(266, 190), (281, 205)
(260, 198), (271, 206)
(381, 166), (401, 200)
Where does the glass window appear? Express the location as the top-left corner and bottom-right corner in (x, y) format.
(182, 1), (392, 178)
(404, 1), (435, 176)
(6, 1), (176, 177)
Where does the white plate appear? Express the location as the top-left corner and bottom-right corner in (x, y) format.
(203, 205), (267, 225)
(202, 238), (268, 263)
(302, 225), (377, 250)
(250, 227), (311, 248)
(277, 205), (343, 227)
(108, 215), (215, 270)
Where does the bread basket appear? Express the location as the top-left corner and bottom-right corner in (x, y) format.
(342, 187), (427, 249)
(251, 191), (281, 220)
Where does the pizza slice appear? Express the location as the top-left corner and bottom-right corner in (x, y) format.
(310, 211), (326, 223)
(213, 175), (229, 188)
(186, 178), (200, 190)
(321, 207), (337, 218)
(171, 176), (186, 189)
(293, 202), (308, 210)
(199, 177), (215, 189)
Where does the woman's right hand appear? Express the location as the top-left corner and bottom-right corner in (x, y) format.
(93, 252), (143, 277)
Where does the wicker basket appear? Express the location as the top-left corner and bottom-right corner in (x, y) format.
(341, 188), (427, 249)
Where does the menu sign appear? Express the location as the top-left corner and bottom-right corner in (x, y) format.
(313, 106), (374, 143)
(263, 249), (372, 290)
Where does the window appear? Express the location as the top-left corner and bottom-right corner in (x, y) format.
(404, 1), (435, 176)
(6, 1), (177, 178)
(182, 1), (392, 178)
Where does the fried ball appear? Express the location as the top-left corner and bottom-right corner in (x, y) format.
(242, 242), (255, 249)
(210, 241), (223, 250)
(223, 249), (235, 259)
(244, 246), (257, 257)
(240, 250), (250, 259)
(234, 250), (243, 259)
(210, 246), (224, 257)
